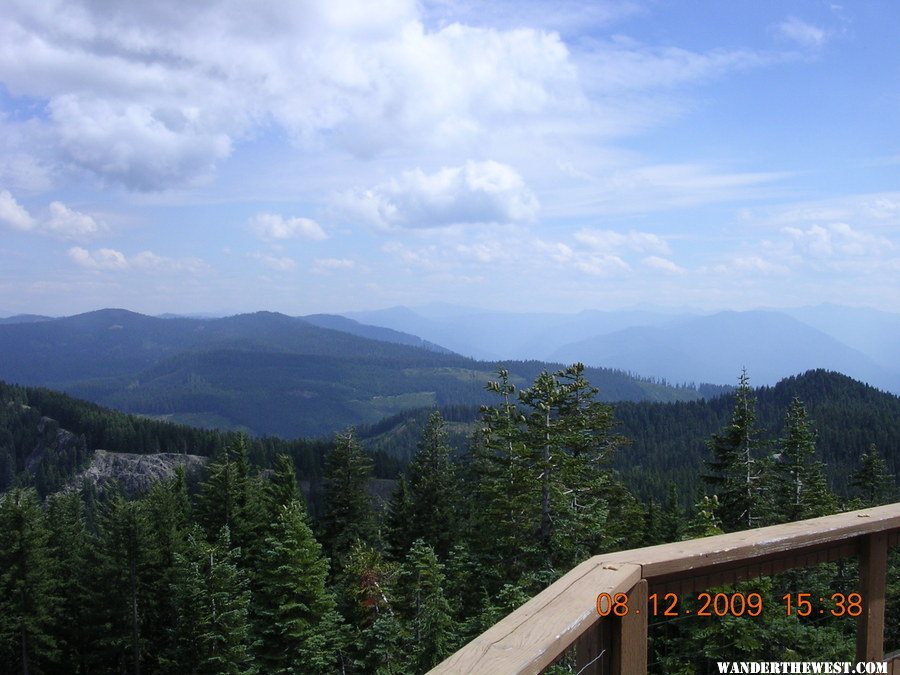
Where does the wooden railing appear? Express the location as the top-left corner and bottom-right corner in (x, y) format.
(431, 503), (900, 674)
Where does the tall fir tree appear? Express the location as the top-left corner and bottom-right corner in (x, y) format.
(470, 369), (541, 584)
(397, 539), (458, 673)
(0, 488), (58, 674)
(704, 369), (768, 531)
(850, 444), (896, 507)
(195, 436), (270, 570)
(255, 500), (345, 674)
(46, 490), (93, 673)
(517, 364), (630, 567)
(267, 454), (302, 511)
(391, 411), (459, 559)
(770, 398), (836, 523)
(93, 492), (154, 675)
(321, 429), (377, 565)
(384, 476), (415, 559)
(336, 542), (405, 673)
(143, 471), (191, 670)
(168, 526), (257, 675)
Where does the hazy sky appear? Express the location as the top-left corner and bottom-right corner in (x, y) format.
(1, 0), (898, 316)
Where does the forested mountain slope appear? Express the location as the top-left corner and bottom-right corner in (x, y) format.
(0, 380), (401, 504)
(355, 369), (900, 503)
(615, 369), (900, 500)
(0, 309), (706, 437)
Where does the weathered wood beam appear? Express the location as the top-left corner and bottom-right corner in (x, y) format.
(857, 532), (887, 662)
(430, 560), (640, 674)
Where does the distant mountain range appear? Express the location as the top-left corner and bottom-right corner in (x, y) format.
(345, 303), (900, 393)
(0, 309), (705, 438)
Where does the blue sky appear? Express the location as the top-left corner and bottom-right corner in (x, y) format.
(1, 0), (898, 316)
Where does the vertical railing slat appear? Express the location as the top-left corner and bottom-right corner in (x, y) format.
(856, 532), (887, 661)
(612, 579), (648, 674)
(574, 618), (610, 675)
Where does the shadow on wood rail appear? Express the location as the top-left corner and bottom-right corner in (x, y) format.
(430, 503), (900, 674)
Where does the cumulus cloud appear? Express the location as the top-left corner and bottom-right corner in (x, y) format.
(49, 95), (232, 191)
(250, 253), (297, 271)
(777, 17), (828, 48)
(643, 256), (685, 274)
(68, 246), (208, 273)
(313, 258), (355, 272)
(45, 200), (103, 238)
(534, 238), (630, 276)
(249, 213), (327, 241)
(338, 160), (538, 229)
(783, 222), (893, 259)
(0, 189), (104, 239)
(0, 0), (583, 189)
(573, 228), (670, 255)
(68, 246), (128, 270)
(0, 189), (35, 230)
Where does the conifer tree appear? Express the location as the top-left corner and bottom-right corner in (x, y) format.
(321, 429), (376, 564)
(0, 488), (58, 674)
(704, 369), (767, 531)
(518, 363), (628, 566)
(195, 436), (270, 569)
(46, 490), (92, 672)
(267, 454), (301, 511)
(684, 492), (723, 539)
(397, 539), (458, 672)
(144, 471), (191, 669)
(94, 492), (153, 675)
(398, 411), (459, 558)
(470, 369), (540, 582)
(336, 542), (404, 673)
(850, 444), (896, 507)
(168, 526), (257, 675)
(385, 475), (415, 559)
(771, 398), (836, 523)
(660, 484), (684, 543)
(255, 500), (344, 674)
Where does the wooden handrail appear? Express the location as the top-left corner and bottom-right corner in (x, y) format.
(431, 503), (900, 674)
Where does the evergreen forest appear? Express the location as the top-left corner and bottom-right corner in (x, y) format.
(0, 365), (898, 673)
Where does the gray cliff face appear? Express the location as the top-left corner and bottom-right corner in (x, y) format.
(69, 450), (208, 496)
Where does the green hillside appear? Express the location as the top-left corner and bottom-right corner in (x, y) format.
(0, 309), (708, 438)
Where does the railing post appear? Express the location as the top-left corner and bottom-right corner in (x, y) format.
(612, 579), (648, 674)
(857, 532), (887, 661)
(575, 618), (611, 675)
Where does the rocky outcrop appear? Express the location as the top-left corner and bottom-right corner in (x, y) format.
(70, 450), (208, 496)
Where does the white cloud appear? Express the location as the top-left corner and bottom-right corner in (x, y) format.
(339, 160), (538, 229)
(783, 222), (893, 259)
(0, 189), (35, 230)
(249, 213), (327, 241)
(68, 246), (208, 273)
(577, 39), (775, 95)
(643, 256), (685, 274)
(250, 253), (297, 271)
(574, 254), (631, 276)
(49, 95), (232, 191)
(534, 237), (631, 276)
(45, 200), (103, 238)
(313, 257), (355, 271)
(381, 241), (445, 270)
(68, 246), (128, 270)
(0, 189), (104, 240)
(777, 17), (828, 48)
(0, 0), (584, 189)
(574, 228), (670, 255)
(131, 250), (209, 274)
